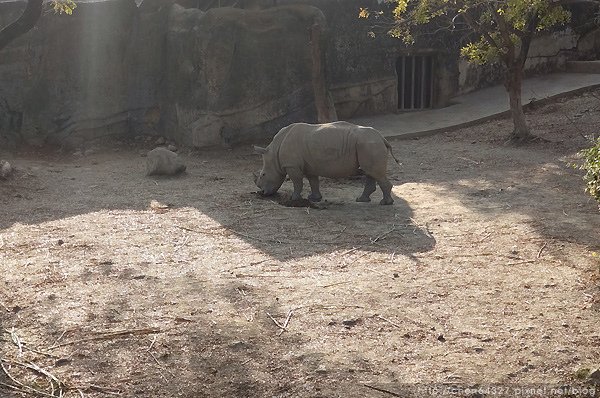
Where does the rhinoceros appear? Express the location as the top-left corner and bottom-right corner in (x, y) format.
(253, 121), (400, 205)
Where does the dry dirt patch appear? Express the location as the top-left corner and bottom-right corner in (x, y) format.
(0, 91), (599, 397)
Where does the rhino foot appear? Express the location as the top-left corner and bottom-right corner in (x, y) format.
(308, 193), (322, 202)
(356, 195), (371, 203)
(379, 197), (394, 205)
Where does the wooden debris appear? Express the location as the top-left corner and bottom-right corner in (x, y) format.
(537, 242), (547, 258)
(47, 327), (162, 350)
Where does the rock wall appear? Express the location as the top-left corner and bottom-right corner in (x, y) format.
(0, 0), (325, 148)
(0, 0), (139, 148)
(1, 0), (597, 148)
(162, 5), (325, 147)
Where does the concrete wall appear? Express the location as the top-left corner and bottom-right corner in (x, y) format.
(457, 28), (583, 95)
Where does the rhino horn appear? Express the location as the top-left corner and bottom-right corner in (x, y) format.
(253, 145), (267, 155)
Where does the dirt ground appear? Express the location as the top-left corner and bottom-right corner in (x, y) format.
(1, 90), (599, 398)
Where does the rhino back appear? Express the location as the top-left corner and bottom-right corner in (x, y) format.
(279, 122), (360, 178)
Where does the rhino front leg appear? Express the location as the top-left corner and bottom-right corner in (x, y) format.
(286, 167), (304, 201)
(356, 175), (377, 202)
(307, 175), (322, 202)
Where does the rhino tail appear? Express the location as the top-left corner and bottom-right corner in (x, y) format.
(384, 139), (401, 167)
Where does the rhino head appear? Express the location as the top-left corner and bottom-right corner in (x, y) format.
(254, 145), (285, 196)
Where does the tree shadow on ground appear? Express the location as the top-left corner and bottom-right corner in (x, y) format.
(0, 147), (436, 262)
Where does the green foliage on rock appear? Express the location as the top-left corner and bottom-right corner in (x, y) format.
(51, 0), (77, 15)
(576, 137), (600, 205)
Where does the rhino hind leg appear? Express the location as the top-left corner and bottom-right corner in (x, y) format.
(307, 175), (322, 202)
(377, 178), (394, 205)
(357, 175), (377, 202)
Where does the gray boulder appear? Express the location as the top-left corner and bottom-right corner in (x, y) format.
(0, 160), (12, 179)
(146, 147), (186, 176)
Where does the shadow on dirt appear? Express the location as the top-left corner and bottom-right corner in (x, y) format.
(0, 149), (436, 261)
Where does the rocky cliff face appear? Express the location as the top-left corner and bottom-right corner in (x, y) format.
(163, 5), (325, 147)
(0, 0), (325, 148)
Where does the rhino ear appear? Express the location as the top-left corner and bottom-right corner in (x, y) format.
(253, 145), (267, 155)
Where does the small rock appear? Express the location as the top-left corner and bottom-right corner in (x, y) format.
(57, 239), (64, 246)
(474, 347), (484, 353)
(155, 136), (166, 145)
(228, 341), (248, 350)
(342, 318), (360, 328)
(146, 147), (186, 176)
(0, 160), (12, 179)
(315, 365), (327, 374)
(167, 144), (178, 152)
(437, 334), (446, 342)
(393, 273), (399, 278)
(54, 358), (72, 367)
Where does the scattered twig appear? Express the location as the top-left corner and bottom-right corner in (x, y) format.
(277, 310), (294, 336)
(376, 315), (402, 329)
(23, 361), (64, 396)
(265, 310), (294, 335)
(0, 301), (9, 312)
(319, 281), (352, 288)
(147, 335), (157, 351)
(47, 327), (162, 350)
(237, 288), (254, 322)
(458, 156), (481, 165)
(506, 260), (536, 266)
(226, 259), (268, 271)
(265, 312), (286, 331)
(50, 330), (68, 348)
(362, 383), (402, 397)
(451, 253), (494, 258)
(87, 384), (122, 396)
(176, 224), (288, 244)
(148, 351), (162, 366)
(8, 328), (23, 357)
(3, 329), (58, 358)
(370, 226), (397, 244)
(174, 235), (190, 251)
(0, 359), (59, 398)
(537, 242), (547, 258)
(340, 247), (360, 256)
(235, 231), (288, 245)
(230, 273), (288, 278)
(477, 232), (492, 243)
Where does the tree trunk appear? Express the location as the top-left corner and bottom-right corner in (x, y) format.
(505, 66), (532, 141)
(310, 23), (337, 123)
(0, 0), (43, 52)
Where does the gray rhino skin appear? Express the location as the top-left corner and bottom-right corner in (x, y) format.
(254, 121), (400, 205)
